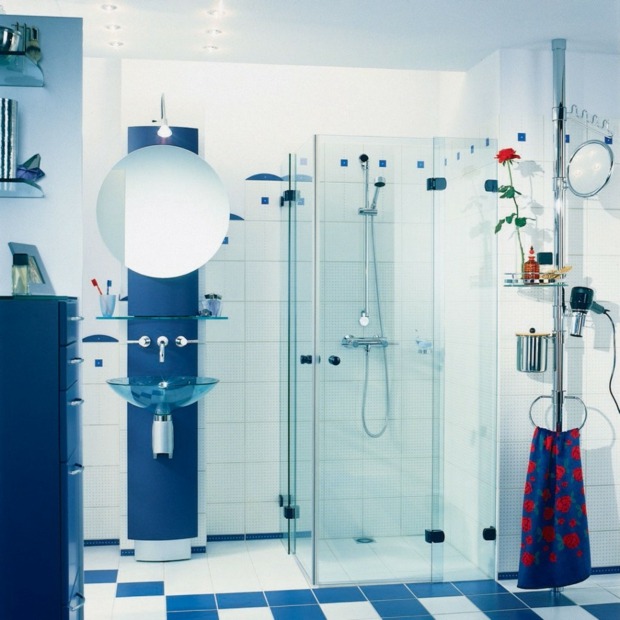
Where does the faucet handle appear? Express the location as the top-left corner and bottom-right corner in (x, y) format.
(128, 335), (151, 348)
(175, 336), (200, 347)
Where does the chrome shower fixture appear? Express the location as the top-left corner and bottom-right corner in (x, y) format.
(157, 93), (172, 138)
(359, 176), (386, 215)
(359, 153), (369, 168)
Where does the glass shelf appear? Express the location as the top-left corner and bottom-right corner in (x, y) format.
(96, 315), (228, 320)
(0, 53), (44, 87)
(0, 178), (44, 197)
(503, 272), (567, 287)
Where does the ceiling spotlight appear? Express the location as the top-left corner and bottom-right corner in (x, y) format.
(108, 40), (124, 48)
(101, 3), (118, 11)
(157, 94), (172, 138)
(206, 29), (222, 36)
(203, 44), (219, 52)
(105, 24), (121, 31)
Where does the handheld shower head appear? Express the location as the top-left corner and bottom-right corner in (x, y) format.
(370, 176), (386, 211)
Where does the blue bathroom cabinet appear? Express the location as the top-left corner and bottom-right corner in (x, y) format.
(0, 296), (84, 619)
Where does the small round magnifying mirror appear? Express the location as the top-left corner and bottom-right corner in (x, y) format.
(567, 139), (614, 198)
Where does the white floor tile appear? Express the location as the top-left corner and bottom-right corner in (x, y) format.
(116, 557), (164, 582)
(85, 546), (121, 570)
(320, 601), (381, 619)
(163, 556), (214, 594)
(562, 585), (620, 605)
(531, 606), (599, 619)
(111, 595), (166, 619)
(418, 595), (481, 615)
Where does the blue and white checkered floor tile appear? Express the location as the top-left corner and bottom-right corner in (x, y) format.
(84, 541), (620, 619)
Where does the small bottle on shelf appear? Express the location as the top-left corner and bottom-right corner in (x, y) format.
(523, 246), (540, 284)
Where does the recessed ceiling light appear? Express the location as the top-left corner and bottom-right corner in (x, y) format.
(206, 29), (222, 36)
(105, 24), (121, 31)
(206, 9), (225, 17)
(101, 4), (118, 11)
(108, 40), (124, 48)
(203, 44), (219, 52)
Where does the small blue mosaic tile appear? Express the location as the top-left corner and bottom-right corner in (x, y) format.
(340, 159), (348, 167)
(470, 145), (475, 153)
(265, 589), (316, 606)
(84, 569), (118, 584)
(116, 581), (164, 597)
(457, 152), (461, 160)
(566, 134), (571, 143)
(417, 160), (424, 168)
(406, 581), (461, 598)
(518, 132), (526, 142)
(216, 591), (267, 609)
(166, 594), (216, 611)
(261, 197), (269, 205)
(300, 157), (308, 165)
(371, 597), (429, 616)
(312, 586), (364, 603)
(360, 583), (414, 600)
(605, 136), (613, 144)
(486, 137), (490, 146)
(271, 605), (326, 620)
(379, 159), (387, 167)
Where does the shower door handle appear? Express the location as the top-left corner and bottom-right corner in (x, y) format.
(328, 356), (341, 366)
(300, 355), (321, 364)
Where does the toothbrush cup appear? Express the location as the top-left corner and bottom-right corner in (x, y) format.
(99, 294), (117, 317)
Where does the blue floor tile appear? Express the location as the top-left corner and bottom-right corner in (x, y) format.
(166, 594), (216, 611)
(582, 602), (620, 619)
(406, 582), (461, 598)
(468, 592), (528, 612)
(271, 605), (326, 620)
(485, 610), (541, 619)
(84, 569), (118, 584)
(312, 586), (365, 603)
(116, 581), (165, 597)
(371, 597), (429, 617)
(454, 579), (509, 595)
(360, 583), (414, 600)
(265, 588), (316, 606)
(216, 591), (267, 608)
(514, 590), (576, 608)
(166, 611), (218, 620)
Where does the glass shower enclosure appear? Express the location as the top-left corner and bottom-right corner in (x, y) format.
(280, 135), (498, 585)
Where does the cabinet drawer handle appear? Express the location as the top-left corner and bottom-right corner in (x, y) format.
(69, 315), (85, 322)
(69, 593), (86, 611)
(69, 398), (84, 407)
(69, 464), (84, 475)
(69, 357), (84, 365)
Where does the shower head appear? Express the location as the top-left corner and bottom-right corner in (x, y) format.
(359, 154), (369, 164)
(370, 176), (386, 211)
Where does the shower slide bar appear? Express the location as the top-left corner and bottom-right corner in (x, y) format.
(568, 104), (613, 137)
(341, 335), (389, 349)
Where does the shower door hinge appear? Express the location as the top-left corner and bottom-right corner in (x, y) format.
(280, 189), (299, 206)
(283, 505), (299, 520)
(426, 177), (447, 191)
(300, 355), (320, 364)
(424, 529), (445, 543)
(482, 526), (497, 541)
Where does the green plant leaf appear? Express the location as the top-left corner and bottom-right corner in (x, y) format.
(505, 214), (514, 224)
(495, 219), (504, 233)
(515, 217), (527, 227)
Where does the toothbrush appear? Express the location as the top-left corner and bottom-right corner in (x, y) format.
(91, 278), (103, 295)
(106, 279), (112, 295)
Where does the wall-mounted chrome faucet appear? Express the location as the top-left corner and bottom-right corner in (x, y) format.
(175, 336), (200, 347)
(157, 336), (168, 363)
(128, 336), (151, 348)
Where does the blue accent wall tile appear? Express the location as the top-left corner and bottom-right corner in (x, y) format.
(486, 137), (490, 146)
(417, 161), (425, 169)
(605, 136), (613, 144)
(340, 159), (348, 167)
(457, 152), (461, 160)
(95, 359), (103, 367)
(299, 157), (308, 165)
(379, 159), (387, 167)
(471, 145), (475, 153)
(246, 173), (283, 181)
(566, 134), (571, 143)
(518, 132), (526, 142)
(261, 197), (269, 205)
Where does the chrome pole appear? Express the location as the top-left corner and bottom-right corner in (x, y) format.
(552, 39), (567, 435)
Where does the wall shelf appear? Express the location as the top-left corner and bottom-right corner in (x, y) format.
(96, 315), (228, 320)
(0, 178), (44, 197)
(0, 52), (44, 87)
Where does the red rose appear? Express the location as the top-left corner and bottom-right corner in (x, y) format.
(544, 435), (554, 451)
(556, 495), (572, 513)
(571, 428), (580, 438)
(573, 468), (583, 481)
(563, 532), (580, 549)
(542, 526), (555, 542)
(581, 504), (587, 516)
(523, 499), (535, 513)
(521, 551), (535, 566)
(569, 519), (577, 528)
(549, 552), (557, 563)
(526, 535), (533, 545)
(572, 446), (581, 460)
(542, 488), (551, 501)
(527, 460), (536, 473)
(522, 517), (532, 532)
(543, 507), (554, 520)
(553, 445), (559, 455)
(524, 482), (532, 495)
(495, 148), (521, 164)
(556, 465), (565, 479)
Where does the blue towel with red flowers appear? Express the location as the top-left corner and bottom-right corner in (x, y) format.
(517, 426), (591, 589)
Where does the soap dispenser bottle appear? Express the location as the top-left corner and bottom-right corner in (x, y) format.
(523, 246), (540, 284)
(11, 253), (29, 295)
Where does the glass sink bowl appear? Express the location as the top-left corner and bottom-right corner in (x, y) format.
(107, 376), (219, 415)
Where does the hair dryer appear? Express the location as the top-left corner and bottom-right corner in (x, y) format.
(569, 286), (606, 337)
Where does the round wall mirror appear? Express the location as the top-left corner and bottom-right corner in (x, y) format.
(567, 139), (614, 198)
(97, 145), (230, 278)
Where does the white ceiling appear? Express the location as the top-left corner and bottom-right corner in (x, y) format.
(3, 0), (620, 70)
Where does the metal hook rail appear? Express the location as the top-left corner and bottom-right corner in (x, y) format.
(568, 104), (614, 137)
